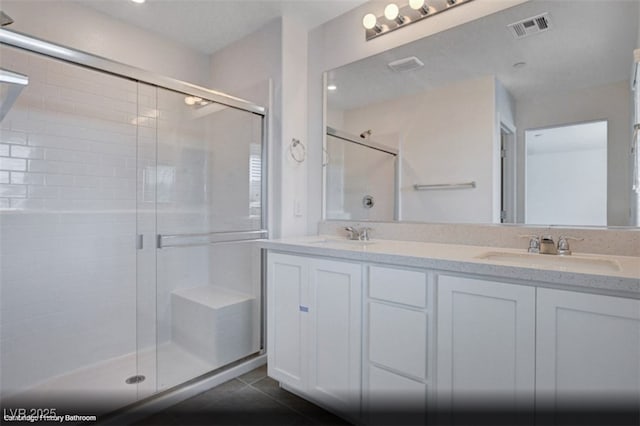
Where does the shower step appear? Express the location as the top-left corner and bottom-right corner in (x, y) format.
(170, 286), (257, 367)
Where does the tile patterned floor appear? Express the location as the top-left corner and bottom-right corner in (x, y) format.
(134, 365), (350, 426)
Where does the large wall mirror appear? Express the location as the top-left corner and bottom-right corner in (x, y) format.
(323, 0), (640, 227)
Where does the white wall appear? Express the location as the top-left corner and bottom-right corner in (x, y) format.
(208, 15), (309, 238)
(307, 0), (530, 232)
(1, 0), (210, 86)
(280, 16), (310, 237)
(337, 76), (497, 223)
(526, 148), (607, 226)
(515, 81), (631, 226)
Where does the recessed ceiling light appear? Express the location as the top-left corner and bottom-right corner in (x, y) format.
(131, 0), (145, 4)
(327, 84), (337, 91)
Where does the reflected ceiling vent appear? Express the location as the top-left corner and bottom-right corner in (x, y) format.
(507, 12), (552, 39)
(388, 56), (424, 72)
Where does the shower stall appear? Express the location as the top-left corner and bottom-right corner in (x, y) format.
(0, 30), (267, 413)
(324, 126), (398, 221)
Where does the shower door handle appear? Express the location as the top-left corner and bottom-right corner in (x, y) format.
(156, 230), (268, 249)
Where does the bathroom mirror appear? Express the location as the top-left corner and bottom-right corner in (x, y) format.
(324, 0), (640, 227)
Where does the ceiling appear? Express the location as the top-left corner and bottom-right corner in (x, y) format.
(79, 0), (367, 54)
(526, 121), (608, 155)
(327, 0), (639, 111)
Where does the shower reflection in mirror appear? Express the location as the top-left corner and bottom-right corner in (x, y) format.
(324, 127), (398, 221)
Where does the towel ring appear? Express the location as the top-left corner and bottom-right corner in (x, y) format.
(289, 138), (306, 163)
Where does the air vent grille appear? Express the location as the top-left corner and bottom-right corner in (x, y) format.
(508, 12), (552, 39)
(388, 56), (424, 72)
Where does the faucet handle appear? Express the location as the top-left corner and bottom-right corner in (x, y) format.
(344, 226), (358, 240)
(557, 236), (583, 256)
(359, 227), (372, 241)
(519, 234), (540, 253)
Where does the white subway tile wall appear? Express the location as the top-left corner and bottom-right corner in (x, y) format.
(0, 46), (138, 397)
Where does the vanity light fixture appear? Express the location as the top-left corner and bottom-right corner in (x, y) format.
(409, 0), (432, 16)
(362, 13), (383, 33)
(362, 0), (474, 41)
(384, 3), (405, 25)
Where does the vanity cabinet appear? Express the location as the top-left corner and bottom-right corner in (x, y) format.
(436, 275), (536, 411)
(266, 249), (638, 422)
(363, 265), (432, 422)
(266, 252), (362, 414)
(536, 288), (640, 409)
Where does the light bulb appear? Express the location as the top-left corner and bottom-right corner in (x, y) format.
(384, 3), (399, 20)
(409, 0), (424, 10)
(327, 84), (337, 91)
(184, 96), (196, 106)
(130, 0), (145, 3)
(362, 13), (377, 30)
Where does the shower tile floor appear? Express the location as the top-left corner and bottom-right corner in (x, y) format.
(134, 365), (350, 426)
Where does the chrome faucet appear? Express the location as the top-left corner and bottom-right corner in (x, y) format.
(521, 234), (583, 255)
(556, 236), (583, 255)
(520, 234), (540, 253)
(344, 226), (372, 241)
(539, 235), (557, 255)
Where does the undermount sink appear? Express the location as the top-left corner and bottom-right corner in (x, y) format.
(475, 251), (621, 273)
(307, 238), (376, 246)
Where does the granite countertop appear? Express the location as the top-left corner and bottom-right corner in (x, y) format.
(259, 236), (640, 298)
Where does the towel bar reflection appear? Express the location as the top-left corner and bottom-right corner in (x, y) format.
(413, 181), (476, 191)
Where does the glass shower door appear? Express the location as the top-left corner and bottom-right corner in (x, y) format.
(153, 87), (264, 391)
(0, 44), (145, 412)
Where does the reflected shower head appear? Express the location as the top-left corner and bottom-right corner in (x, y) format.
(0, 11), (14, 26)
(360, 130), (372, 139)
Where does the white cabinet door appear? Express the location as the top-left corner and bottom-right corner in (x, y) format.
(308, 259), (362, 412)
(267, 253), (308, 389)
(437, 275), (535, 411)
(536, 288), (640, 410)
(267, 252), (362, 414)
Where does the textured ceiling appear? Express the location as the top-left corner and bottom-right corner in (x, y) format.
(80, 0), (367, 54)
(327, 0), (639, 111)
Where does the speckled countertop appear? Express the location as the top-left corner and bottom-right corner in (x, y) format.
(259, 236), (640, 298)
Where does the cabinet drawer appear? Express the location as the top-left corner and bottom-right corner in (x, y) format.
(369, 302), (427, 379)
(369, 266), (426, 308)
(368, 364), (427, 404)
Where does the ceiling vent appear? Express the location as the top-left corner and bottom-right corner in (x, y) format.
(388, 56), (424, 72)
(507, 12), (552, 39)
